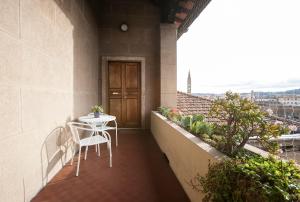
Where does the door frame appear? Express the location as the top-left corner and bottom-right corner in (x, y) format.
(101, 56), (146, 129)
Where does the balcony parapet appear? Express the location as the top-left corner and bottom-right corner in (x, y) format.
(150, 111), (275, 202)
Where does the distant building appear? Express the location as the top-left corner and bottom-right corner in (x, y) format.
(187, 69), (191, 94)
(251, 90), (255, 101)
(278, 96), (300, 106)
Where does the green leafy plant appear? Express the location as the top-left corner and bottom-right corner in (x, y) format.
(192, 155), (300, 202)
(158, 106), (171, 118)
(168, 108), (182, 122)
(158, 107), (183, 123)
(180, 114), (204, 129)
(191, 121), (213, 136)
(91, 105), (103, 113)
(209, 91), (289, 156)
(179, 114), (213, 136)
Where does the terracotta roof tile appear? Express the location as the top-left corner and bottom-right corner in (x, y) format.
(177, 91), (220, 123)
(177, 91), (300, 127)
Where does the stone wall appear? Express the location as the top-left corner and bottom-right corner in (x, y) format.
(0, 0), (99, 201)
(151, 111), (226, 202)
(98, 0), (161, 128)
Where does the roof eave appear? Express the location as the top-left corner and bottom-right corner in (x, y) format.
(177, 0), (211, 39)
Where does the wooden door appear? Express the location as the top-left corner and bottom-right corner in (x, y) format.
(108, 61), (141, 128)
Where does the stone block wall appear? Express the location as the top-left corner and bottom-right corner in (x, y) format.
(0, 0), (99, 201)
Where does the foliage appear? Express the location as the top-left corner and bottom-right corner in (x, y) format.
(158, 104), (300, 202)
(209, 91), (289, 156)
(180, 114), (204, 129)
(193, 155), (300, 202)
(158, 106), (171, 118)
(168, 108), (182, 122)
(158, 107), (216, 144)
(179, 114), (214, 137)
(91, 105), (103, 113)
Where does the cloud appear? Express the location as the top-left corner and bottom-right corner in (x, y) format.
(199, 79), (300, 93)
(177, 0), (300, 94)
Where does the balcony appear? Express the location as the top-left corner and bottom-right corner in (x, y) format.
(32, 130), (189, 202)
(2, 0), (299, 201)
(0, 0), (211, 201)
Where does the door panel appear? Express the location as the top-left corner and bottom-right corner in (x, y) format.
(109, 99), (122, 123)
(108, 61), (141, 128)
(125, 64), (138, 89)
(125, 99), (139, 126)
(109, 63), (122, 89)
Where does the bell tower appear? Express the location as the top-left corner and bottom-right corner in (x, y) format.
(187, 69), (191, 94)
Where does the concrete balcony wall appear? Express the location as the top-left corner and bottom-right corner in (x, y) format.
(151, 111), (226, 202)
(0, 0), (99, 201)
(98, 0), (161, 128)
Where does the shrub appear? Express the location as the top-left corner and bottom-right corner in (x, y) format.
(209, 92), (289, 156)
(191, 121), (213, 136)
(158, 107), (215, 143)
(158, 106), (171, 117)
(168, 108), (182, 122)
(180, 114), (204, 129)
(179, 114), (213, 136)
(192, 155), (300, 202)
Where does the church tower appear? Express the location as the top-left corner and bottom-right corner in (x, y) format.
(187, 69), (191, 94)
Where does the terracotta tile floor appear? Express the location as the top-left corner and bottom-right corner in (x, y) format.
(32, 130), (189, 202)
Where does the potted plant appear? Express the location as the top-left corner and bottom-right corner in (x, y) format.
(91, 105), (103, 118)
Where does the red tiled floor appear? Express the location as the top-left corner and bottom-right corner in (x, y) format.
(32, 130), (189, 202)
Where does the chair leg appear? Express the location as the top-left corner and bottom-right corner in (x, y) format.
(95, 131), (99, 152)
(115, 127), (118, 147)
(108, 142), (112, 167)
(76, 146), (82, 176)
(84, 146), (89, 160)
(97, 144), (100, 157)
(70, 143), (76, 165)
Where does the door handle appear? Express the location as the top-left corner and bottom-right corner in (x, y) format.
(112, 92), (119, 95)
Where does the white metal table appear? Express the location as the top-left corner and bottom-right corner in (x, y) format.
(78, 114), (118, 146)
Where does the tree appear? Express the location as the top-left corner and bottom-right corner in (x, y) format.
(209, 91), (289, 156)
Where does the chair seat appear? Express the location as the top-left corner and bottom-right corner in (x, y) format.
(80, 135), (108, 147)
(94, 126), (116, 132)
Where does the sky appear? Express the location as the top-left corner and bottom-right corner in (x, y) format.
(177, 0), (300, 94)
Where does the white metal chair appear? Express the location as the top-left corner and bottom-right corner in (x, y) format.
(67, 122), (112, 176)
(95, 120), (118, 147)
(88, 113), (118, 147)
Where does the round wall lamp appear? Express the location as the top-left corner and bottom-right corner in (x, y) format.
(120, 23), (129, 32)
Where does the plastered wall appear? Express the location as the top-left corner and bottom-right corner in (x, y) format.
(160, 23), (177, 108)
(98, 0), (161, 128)
(0, 0), (99, 201)
(151, 112), (226, 202)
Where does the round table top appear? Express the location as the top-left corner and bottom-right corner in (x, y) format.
(78, 114), (116, 124)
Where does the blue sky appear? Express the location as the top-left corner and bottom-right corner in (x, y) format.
(177, 0), (300, 94)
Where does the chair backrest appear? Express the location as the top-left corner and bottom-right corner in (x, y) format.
(67, 122), (93, 144)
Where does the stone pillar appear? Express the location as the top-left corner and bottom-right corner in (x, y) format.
(160, 23), (177, 108)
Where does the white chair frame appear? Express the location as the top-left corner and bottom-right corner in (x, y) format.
(95, 120), (118, 147)
(87, 113), (118, 147)
(67, 122), (112, 176)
